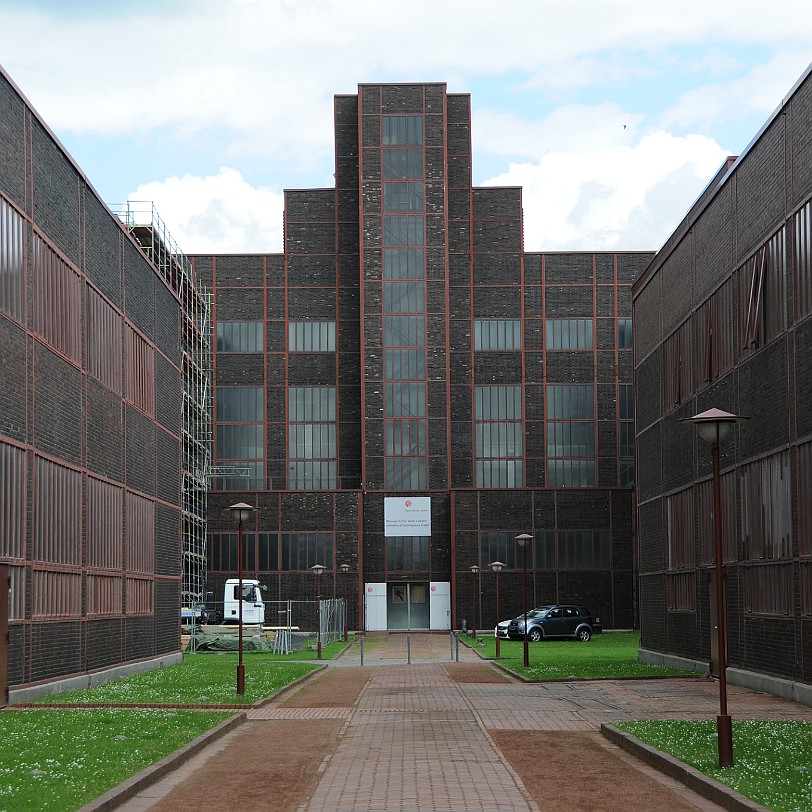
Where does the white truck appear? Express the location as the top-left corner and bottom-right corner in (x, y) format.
(222, 578), (266, 625)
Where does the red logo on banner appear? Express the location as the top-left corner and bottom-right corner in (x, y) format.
(367, 586), (373, 593)
(405, 500), (412, 507)
(431, 586), (436, 592)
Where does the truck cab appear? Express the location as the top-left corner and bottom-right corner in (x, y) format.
(223, 578), (265, 625)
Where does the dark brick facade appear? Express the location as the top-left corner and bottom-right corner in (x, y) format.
(633, 63), (812, 687)
(0, 67), (184, 698)
(200, 82), (649, 634)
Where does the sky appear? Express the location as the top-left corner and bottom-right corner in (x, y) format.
(0, 0), (810, 255)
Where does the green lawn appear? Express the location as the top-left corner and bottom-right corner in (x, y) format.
(35, 654), (320, 705)
(5, 652), (328, 810)
(471, 631), (698, 680)
(0, 708), (231, 811)
(617, 720), (812, 812)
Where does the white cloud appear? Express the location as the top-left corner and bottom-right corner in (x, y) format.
(128, 168), (284, 253)
(485, 130), (729, 251)
(661, 50), (812, 133)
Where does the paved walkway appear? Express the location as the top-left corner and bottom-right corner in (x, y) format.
(113, 634), (812, 812)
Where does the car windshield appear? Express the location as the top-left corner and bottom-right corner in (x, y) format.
(527, 609), (548, 618)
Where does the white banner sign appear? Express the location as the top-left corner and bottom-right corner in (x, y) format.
(384, 497), (431, 537)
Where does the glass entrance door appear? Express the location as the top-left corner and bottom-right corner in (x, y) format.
(387, 582), (430, 630)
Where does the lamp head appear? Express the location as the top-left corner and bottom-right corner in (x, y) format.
(310, 563), (327, 578)
(470, 565), (480, 574)
(515, 533), (532, 547)
(680, 408), (747, 446)
(226, 502), (256, 524)
(339, 563), (350, 574)
(490, 560), (505, 573)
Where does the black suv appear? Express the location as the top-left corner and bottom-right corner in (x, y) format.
(507, 604), (594, 642)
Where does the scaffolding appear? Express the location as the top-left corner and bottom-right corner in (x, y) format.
(113, 202), (213, 606)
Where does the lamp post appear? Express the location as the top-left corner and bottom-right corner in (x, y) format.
(339, 563), (350, 641)
(311, 563), (327, 659)
(226, 502), (256, 695)
(681, 408), (747, 769)
(490, 561), (505, 658)
(515, 533), (532, 668)
(469, 565), (480, 640)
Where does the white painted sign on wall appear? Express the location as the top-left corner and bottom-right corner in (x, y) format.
(384, 497), (431, 537)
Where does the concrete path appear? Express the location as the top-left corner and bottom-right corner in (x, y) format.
(112, 633), (812, 812)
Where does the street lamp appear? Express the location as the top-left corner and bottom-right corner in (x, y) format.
(225, 501), (256, 695)
(681, 407), (747, 769)
(515, 533), (532, 668)
(339, 563), (350, 641)
(470, 565), (480, 640)
(311, 563), (327, 659)
(490, 561), (505, 658)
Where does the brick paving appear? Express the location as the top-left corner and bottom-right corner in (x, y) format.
(114, 634), (812, 811)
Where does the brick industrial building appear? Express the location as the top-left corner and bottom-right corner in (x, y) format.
(0, 67), (211, 702)
(633, 63), (812, 696)
(197, 82), (648, 634)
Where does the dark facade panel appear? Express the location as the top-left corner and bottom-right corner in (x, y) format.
(123, 240), (156, 337)
(86, 379), (124, 481)
(33, 344), (83, 466)
(733, 122), (787, 259)
(125, 405), (156, 496)
(32, 122), (81, 267)
(216, 287), (264, 320)
(214, 255), (266, 287)
(0, 73), (26, 209)
(0, 317), (27, 443)
(544, 253), (594, 285)
(84, 191), (123, 307)
(545, 285), (594, 317)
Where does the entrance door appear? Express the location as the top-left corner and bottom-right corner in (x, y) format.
(365, 583), (387, 631)
(429, 581), (451, 630)
(387, 583), (430, 630)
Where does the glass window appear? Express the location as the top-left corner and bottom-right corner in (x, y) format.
(383, 182), (424, 213)
(557, 530), (611, 569)
(383, 149), (423, 179)
(288, 321), (335, 352)
(385, 348), (426, 380)
(385, 419), (426, 456)
(281, 533), (333, 571)
(618, 384), (633, 421)
(289, 387), (335, 421)
(216, 424), (264, 459)
(386, 536), (429, 571)
(474, 386), (523, 488)
(384, 248), (424, 280)
(384, 315), (425, 347)
(288, 387), (337, 490)
(383, 115), (423, 146)
(546, 384), (595, 488)
(617, 319), (633, 349)
(385, 382), (426, 417)
(385, 457), (427, 490)
(383, 216), (424, 247)
(217, 387), (264, 422)
(216, 321), (264, 353)
(384, 282), (424, 313)
(546, 319), (593, 350)
(546, 384), (594, 420)
(474, 319), (522, 351)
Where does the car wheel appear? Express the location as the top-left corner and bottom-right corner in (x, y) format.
(528, 627), (543, 643)
(577, 627), (592, 642)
